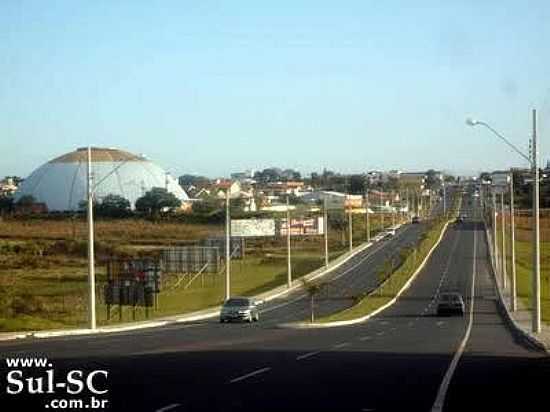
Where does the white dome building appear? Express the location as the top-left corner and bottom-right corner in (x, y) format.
(15, 147), (188, 211)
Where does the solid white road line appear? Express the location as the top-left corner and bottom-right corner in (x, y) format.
(229, 367), (272, 384)
(332, 342), (351, 349)
(431, 224), (477, 412)
(296, 350), (322, 360)
(359, 336), (372, 341)
(155, 404), (181, 412)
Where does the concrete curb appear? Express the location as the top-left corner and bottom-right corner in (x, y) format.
(484, 225), (549, 353)
(281, 220), (451, 329)
(0, 227), (395, 342)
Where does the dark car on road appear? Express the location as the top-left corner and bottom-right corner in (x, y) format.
(412, 216), (420, 224)
(436, 292), (465, 316)
(220, 297), (261, 323)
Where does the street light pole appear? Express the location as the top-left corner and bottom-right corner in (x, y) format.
(287, 196), (292, 288)
(532, 109), (541, 333)
(365, 191), (370, 242)
(501, 192), (507, 290)
(225, 189), (231, 301)
(348, 203), (353, 253)
(324, 197), (329, 267)
(492, 190), (498, 274)
(86, 147), (96, 330)
(443, 181), (447, 216)
(466, 112), (541, 333)
(510, 171), (517, 311)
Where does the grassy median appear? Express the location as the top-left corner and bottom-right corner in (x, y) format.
(318, 198), (459, 324)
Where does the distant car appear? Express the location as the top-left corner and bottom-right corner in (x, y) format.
(412, 216), (420, 224)
(220, 297), (260, 323)
(384, 228), (396, 237)
(436, 292), (465, 316)
(455, 216), (463, 224)
(372, 233), (384, 242)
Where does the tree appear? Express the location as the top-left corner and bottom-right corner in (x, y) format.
(349, 174), (366, 194)
(96, 194), (131, 218)
(301, 279), (328, 323)
(16, 195), (36, 206)
(0, 196), (14, 214)
(135, 187), (181, 215)
(178, 174), (210, 188)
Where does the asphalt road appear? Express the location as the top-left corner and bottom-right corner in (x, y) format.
(2, 193), (548, 411)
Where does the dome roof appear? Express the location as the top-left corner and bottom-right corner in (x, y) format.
(15, 147), (188, 211)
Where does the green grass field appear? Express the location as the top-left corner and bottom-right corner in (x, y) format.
(0, 213), (404, 332)
(495, 216), (550, 323)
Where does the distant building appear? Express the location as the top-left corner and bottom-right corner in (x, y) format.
(0, 177), (18, 196)
(212, 180), (241, 199)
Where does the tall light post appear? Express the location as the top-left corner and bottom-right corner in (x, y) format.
(286, 195), (292, 288)
(492, 190), (498, 273)
(324, 197), (329, 267)
(466, 110), (541, 333)
(365, 191), (371, 242)
(510, 171), (517, 311)
(348, 201), (353, 252)
(500, 191), (507, 289)
(86, 147), (96, 330)
(225, 189), (231, 301)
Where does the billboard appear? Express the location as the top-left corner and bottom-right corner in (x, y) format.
(231, 219), (276, 237)
(491, 173), (510, 187)
(280, 217), (324, 236)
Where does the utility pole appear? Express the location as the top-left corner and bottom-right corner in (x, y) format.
(391, 191), (396, 227)
(348, 202), (353, 252)
(380, 190), (384, 231)
(510, 171), (517, 311)
(324, 197), (329, 267)
(501, 192), (507, 289)
(532, 108), (541, 333)
(492, 190), (498, 274)
(225, 189), (231, 301)
(287, 196), (292, 288)
(87, 147), (96, 330)
(365, 191), (370, 242)
(443, 181), (447, 216)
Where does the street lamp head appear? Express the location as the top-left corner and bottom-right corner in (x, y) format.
(466, 118), (478, 126)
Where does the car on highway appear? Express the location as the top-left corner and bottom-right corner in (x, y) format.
(436, 292), (465, 316)
(412, 216), (420, 224)
(383, 228), (396, 237)
(220, 297), (261, 323)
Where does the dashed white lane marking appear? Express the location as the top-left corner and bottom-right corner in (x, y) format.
(379, 321), (389, 325)
(229, 367), (272, 384)
(436, 321), (445, 327)
(359, 336), (372, 341)
(431, 224), (477, 412)
(296, 351), (322, 360)
(155, 404), (181, 412)
(376, 331), (384, 336)
(333, 342), (351, 349)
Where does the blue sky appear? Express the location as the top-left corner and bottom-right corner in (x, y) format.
(2, 1), (550, 178)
